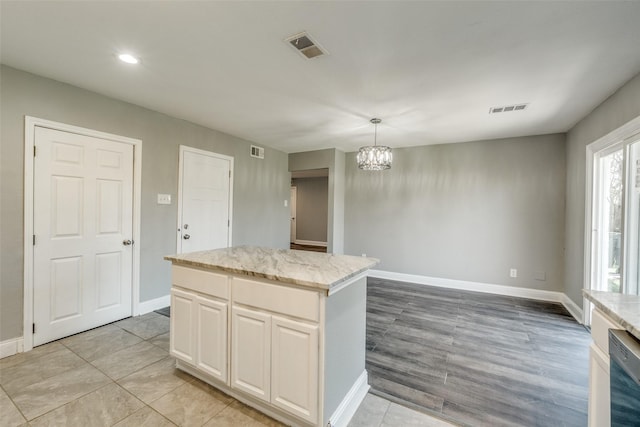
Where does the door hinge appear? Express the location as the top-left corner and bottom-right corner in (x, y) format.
(34, 146), (36, 157)
(32, 323), (35, 334)
(229, 170), (231, 178)
(228, 220), (230, 227)
(33, 235), (36, 245)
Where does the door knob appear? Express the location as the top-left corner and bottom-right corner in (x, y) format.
(122, 240), (133, 246)
(183, 234), (190, 240)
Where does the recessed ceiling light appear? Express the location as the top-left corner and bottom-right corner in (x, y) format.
(118, 53), (139, 64)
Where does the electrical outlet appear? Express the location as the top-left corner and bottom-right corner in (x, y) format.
(284, 200), (288, 207)
(362, 253), (367, 257)
(510, 268), (517, 278)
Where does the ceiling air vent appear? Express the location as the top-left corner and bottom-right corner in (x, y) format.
(285, 32), (327, 59)
(489, 103), (528, 114)
(250, 145), (264, 159)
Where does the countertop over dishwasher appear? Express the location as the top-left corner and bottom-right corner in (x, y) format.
(583, 290), (640, 340)
(165, 245), (379, 292)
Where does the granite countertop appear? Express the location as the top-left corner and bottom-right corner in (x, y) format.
(165, 246), (379, 291)
(583, 290), (640, 340)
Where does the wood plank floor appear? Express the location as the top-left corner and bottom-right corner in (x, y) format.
(290, 243), (327, 252)
(366, 277), (591, 427)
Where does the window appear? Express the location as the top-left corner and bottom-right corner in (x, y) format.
(593, 147), (623, 292)
(589, 131), (640, 299)
(623, 138), (640, 295)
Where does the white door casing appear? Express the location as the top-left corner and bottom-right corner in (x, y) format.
(24, 116), (142, 351)
(177, 146), (233, 253)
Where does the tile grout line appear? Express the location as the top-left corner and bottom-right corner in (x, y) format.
(30, 321), (171, 423)
(0, 382), (29, 424)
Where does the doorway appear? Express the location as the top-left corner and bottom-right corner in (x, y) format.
(177, 146), (233, 253)
(290, 169), (329, 252)
(290, 186), (297, 243)
(24, 117), (142, 350)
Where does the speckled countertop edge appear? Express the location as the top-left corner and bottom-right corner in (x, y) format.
(583, 290), (640, 340)
(165, 246), (379, 291)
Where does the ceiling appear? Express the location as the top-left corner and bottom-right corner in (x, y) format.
(2, 1), (640, 154)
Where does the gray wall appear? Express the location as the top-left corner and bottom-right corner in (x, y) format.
(289, 149), (346, 254)
(323, 276), (366, 423)
(291, 177), (329, 243)
(0, 65), (290, 341)
(564, 72), (640, 306)
(345, 134), (567, 292)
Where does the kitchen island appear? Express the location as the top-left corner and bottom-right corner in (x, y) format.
(583, 290), (640, 427)
(164, 246), (379, 427)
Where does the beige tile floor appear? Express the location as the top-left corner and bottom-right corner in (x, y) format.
(0, 312), (456, 427)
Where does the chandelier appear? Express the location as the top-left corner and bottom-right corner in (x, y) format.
(357, 118), (392, 170)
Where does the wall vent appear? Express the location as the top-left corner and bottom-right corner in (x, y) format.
(285, 31), (327, 59)
(250, 145), (264, 159)
(489, 103), (528, 114)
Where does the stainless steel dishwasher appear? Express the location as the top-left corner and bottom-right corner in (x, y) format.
(609, 329), (640, 427)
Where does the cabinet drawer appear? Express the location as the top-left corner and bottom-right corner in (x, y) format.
(591, 307), (622, 354)
(172, 265), (229, 299)
(233, 277), (319, 322)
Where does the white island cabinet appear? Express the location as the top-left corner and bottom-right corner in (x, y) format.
(169, 265), (229, 384)
(165, 246), (378, 427)
(587, 306), (621, 427)
(584, 290), (640, 427)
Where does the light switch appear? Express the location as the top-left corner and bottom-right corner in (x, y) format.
(157, 194), (171, 205)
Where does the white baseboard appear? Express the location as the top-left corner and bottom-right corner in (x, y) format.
(294, 239), (328, 247)
(329, 370), (370, 427)
(562, 294), (584, 324)
(137, 295), (170, 315)
(368, 270), (584, 324)
(4, 296), (170, 359)
(0, 337), (24, 359)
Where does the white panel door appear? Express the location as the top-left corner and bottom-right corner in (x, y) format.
(271, 316), (319, 423)
(178, 147), (232, 253)
(170, 289), (196, 364)
(231, 306), (271, 402)
(196, 295), (228, 383)
(33, 127), (133, 346)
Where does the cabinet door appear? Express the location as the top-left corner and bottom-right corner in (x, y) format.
(196, 296), (228, 384)
(588, 343), (610, 427)
(271, 316), (319, 423)
(170, 289), (195, 364)
(231, 306), (271, 402)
